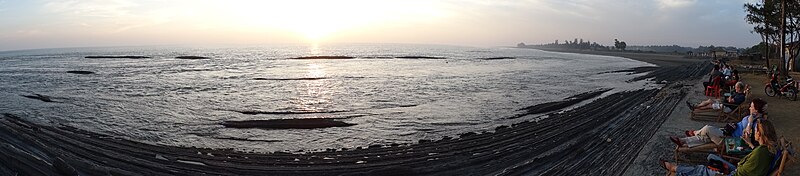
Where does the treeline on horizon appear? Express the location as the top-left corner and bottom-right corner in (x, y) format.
(517, 39), (744, 54)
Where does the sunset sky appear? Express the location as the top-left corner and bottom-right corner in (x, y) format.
(0, 0), (760, 51)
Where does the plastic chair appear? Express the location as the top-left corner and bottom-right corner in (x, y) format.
(705, 76), (722, 98)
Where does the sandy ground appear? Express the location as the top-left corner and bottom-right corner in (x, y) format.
(532, 48), (798, 175)
(622, 70), (800, 176)
(740, 72), (800, 175)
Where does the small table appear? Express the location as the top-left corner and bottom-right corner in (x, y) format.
(723, 138), (752, 155)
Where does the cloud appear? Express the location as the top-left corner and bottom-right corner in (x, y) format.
(0, 0), (7, 12)
(657, 0), (698, 9)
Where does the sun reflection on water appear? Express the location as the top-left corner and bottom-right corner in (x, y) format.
(293, 63), (332, 113)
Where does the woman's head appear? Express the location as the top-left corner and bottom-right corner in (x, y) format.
(755, 119), (777, 149)
(750, 98), (767, 114)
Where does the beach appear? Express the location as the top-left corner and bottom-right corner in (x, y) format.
(544, 48), (799, 175)
(0, 47), (720, 175)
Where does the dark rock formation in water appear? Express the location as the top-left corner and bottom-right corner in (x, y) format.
(221, 119), (355, 129)
(513, 88), (612, 118)
(85, 56), (150, 59)
(175, 56), (211, 59)
(478, 57), (515, 60)
(292, 56), (355, 59)
(395, 56), (446, 59)
(20, 94), (55, 102)
(66, 71), (94, 74)
(252, 77), (328, 81)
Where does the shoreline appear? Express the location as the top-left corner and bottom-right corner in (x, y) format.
(524, 47), (702, 67)
(0, 48), (715, 175)
(0, 64), (710, 175)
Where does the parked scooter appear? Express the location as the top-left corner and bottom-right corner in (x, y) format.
(765, 71), (798, 101)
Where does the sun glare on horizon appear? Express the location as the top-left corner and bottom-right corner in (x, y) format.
(226, 0), (445, 43)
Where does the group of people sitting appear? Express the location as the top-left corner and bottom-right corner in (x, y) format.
(687, 82), (747, 114)
(704, 62), (741, 93)
(661, 116), (777, 176)
(657, 61), (784, 175)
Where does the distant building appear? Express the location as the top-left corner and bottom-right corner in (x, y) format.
(708, 49), (740, 58)
(724, 49), (740, 58)
(517, 42), (526, 48)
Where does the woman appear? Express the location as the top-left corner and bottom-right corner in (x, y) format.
(660, 119), (777, 176)
(671, 98), (766, 147)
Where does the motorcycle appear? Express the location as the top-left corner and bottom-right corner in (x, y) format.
(765, 71), (798, 101)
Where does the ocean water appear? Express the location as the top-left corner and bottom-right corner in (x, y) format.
(0, 44), (656, 152)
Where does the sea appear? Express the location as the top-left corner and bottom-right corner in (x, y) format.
(0, 43), (657, 152)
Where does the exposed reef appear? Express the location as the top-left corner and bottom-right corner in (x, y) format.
(292, 56), (355, 59)
(233, 110), (349, 115)
(252, 77), (328, 81)
(477, 57), (515, 60)
(84, 56), (150, 59)
(66, 71), (94, 74)
(394, 56), (446, 59)
(598, 66), (659, 74)
(20, 94), (55, 102)
(221, 118), (356, 129)
(175, 56), (211, 59)
(512, 88), (611, 119)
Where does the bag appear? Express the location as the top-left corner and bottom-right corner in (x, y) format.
(707, 158), (731, 175)
(723, 123), (736, 136)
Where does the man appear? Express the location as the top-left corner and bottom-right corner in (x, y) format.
(688, 82), (746, 113)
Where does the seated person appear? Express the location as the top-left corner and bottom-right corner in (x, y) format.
(703, 65), (723, 87)
(724, 70), (739, 87)
(660, 119), (777, 176)
(670, 98), (767, 148)
(687, 82), (746, 113)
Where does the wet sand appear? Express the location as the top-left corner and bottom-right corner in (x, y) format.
(0, 51), (712, 175)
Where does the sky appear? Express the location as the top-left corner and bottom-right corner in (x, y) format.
(0, 0), (762, 51)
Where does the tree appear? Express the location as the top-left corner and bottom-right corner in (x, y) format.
(745, 0), (800, 73)
(614, 39), (627, 51)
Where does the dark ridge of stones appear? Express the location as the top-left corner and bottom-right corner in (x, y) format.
(292, 56), (355, 60)
(252, 77), (328, 81)
(84, 56), (150, 59)
(512, 88), (612, 118)
(20, 94), (55, 102)
(212, 136), (282, 142)
(175, 56), (211, 59)
(221, 119), (355, 129)
(395, 56), (446, 59)
(628, 62), (712, 83)
(361, 56), (393, 59)
(599, 66), (660, 74)
(478, 57), (515, 60)
(66, 71), (94, 74)
(233, 110), (349, 115)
